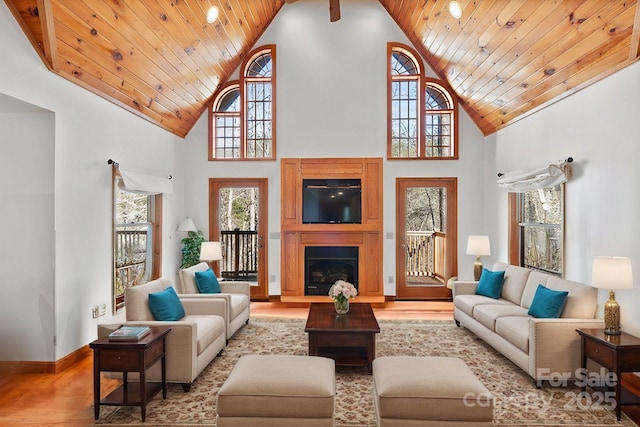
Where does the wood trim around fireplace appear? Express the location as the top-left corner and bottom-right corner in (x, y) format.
(280, 158), (384, 302)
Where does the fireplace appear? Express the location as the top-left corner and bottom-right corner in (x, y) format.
(304, 246), (358, 296)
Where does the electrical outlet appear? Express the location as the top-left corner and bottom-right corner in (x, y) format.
(92, 304), (107, 318)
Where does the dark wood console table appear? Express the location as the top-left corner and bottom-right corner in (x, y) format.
(89, 326), (171, 421)
(305, 303), (380, 372)
(577, 328), (640, 421)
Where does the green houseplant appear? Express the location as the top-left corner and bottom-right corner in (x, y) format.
(180, 230), (205, 268)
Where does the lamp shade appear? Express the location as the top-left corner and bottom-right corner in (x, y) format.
(466, 235), (491, 256)
(177, 218), (197, 232)
(592, 256), (633, 290)
(200, 241), (222, 262)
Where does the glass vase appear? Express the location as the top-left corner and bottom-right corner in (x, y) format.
(334, 297), (349, 314)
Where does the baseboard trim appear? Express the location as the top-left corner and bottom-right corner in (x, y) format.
(0, 345), (91, 375)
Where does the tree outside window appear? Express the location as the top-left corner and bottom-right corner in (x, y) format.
(518, 185), (564, 275)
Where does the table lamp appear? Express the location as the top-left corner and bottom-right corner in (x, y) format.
(591, 256), (633, 335)
(466, 235), (491, 281)
(200, 241), (223, 267)
(176, 218), (197, 233)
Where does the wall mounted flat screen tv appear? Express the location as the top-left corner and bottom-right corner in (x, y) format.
(302, 179), (362, 224)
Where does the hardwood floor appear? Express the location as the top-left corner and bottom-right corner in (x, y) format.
(1, 301), (639, 426)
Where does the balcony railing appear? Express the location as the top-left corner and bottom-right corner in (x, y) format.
(114, 226), (150, 309)
(220, 228), (258, 281)
(405, 231), (446, 282)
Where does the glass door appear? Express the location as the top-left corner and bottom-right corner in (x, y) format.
(396, 178), (457, 299)
(209, 178), (268, 300)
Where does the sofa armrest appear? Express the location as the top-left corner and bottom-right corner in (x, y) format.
(529, 318), (605, 381)
(219, 281), (251, 296)
(452, 280), (478, 298)
(180, 297), (227, 318)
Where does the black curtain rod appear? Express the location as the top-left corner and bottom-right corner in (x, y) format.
(108, 159), (172, 179)
(497, 157), (573, 178)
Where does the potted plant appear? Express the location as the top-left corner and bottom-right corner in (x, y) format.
(180, 230), (205, 268)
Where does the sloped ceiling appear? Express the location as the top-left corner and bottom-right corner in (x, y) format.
(5, 0), (640, 137)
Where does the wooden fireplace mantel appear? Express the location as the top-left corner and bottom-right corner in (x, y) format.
(280, 158), (384, 303)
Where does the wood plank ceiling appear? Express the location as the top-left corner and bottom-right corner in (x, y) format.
(5, 0), (640, 137)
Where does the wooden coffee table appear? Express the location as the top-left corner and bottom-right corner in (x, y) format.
(305, 302), (380, 372)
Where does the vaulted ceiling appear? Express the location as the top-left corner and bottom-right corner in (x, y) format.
(5, 0), (640, 137)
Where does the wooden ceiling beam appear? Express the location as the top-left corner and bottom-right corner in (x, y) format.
(631, 0), (640, 61)
(3, 0), (50, 68)
(36, 0), (58, 71)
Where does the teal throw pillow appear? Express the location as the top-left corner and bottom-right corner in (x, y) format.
(194, 268), (221, 294)
(148, 286), (185, 321)
(475, 269), (505, 299)
(528, 284), (569, 318)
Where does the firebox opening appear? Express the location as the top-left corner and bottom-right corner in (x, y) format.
(305, 246), (358, 296)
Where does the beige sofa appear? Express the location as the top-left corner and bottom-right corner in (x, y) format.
(453, 262), (604, 383)
(98, 278), (227, 391)
(179, 262), (251, 339)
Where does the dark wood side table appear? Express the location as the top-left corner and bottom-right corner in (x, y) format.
(305, 303), (380, 373)
(89, 326), (171, 421)
(577, 328), (640, 420)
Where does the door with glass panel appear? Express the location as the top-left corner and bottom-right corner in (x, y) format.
(209, 179), (268, 300)
(396, 178), (457, 299)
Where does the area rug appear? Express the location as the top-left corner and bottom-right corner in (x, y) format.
(95, 317), (637, 426)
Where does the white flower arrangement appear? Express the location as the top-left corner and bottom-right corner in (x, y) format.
(328, 280), (358, 301)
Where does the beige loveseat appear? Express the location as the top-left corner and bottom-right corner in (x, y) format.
(98, 278), (227, 391)
(179, 262), (251, 339)
(453, 262), (604, 383)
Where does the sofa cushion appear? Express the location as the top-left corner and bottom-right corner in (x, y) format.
(148, 286), (186, 321)
(474, 304), (529, 331)
(125, 279), (171, 321)
(499, 263), (531, 304)
(547, 276), (598, 319)
(194, 268), (221, 294)
(528, 284), (569, 318)
(520, 270), (552, 309)
(183, 315), (226, 355)
(495, 316), (530, 353)
(178, 262), (210, 294)
(475, 269), (505, 299)
(229, 294), (250, 318)
(454, 294), (512, 318)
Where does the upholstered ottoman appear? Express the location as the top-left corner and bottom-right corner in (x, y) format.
(217, 355), (335, 427)
(372, 356), (493, 426)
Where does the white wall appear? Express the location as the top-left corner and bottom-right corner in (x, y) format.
(0, 2), (185, 361)
(0, 101), (55, 361)
(489, 60), (640, 336)
(183, 0), (487, 295)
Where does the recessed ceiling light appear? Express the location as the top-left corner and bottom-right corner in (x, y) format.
(207, 5), (219, 23)
(448, 1), (463, 19)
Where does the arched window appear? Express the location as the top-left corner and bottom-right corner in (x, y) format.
(211, 84), (241, 159)
(209, 45), (275, 160)
(388, 43), (458, 159)
(425, 79), (455, 158)
(243, 48), (274, 158)
(389, 45), (421, 158)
